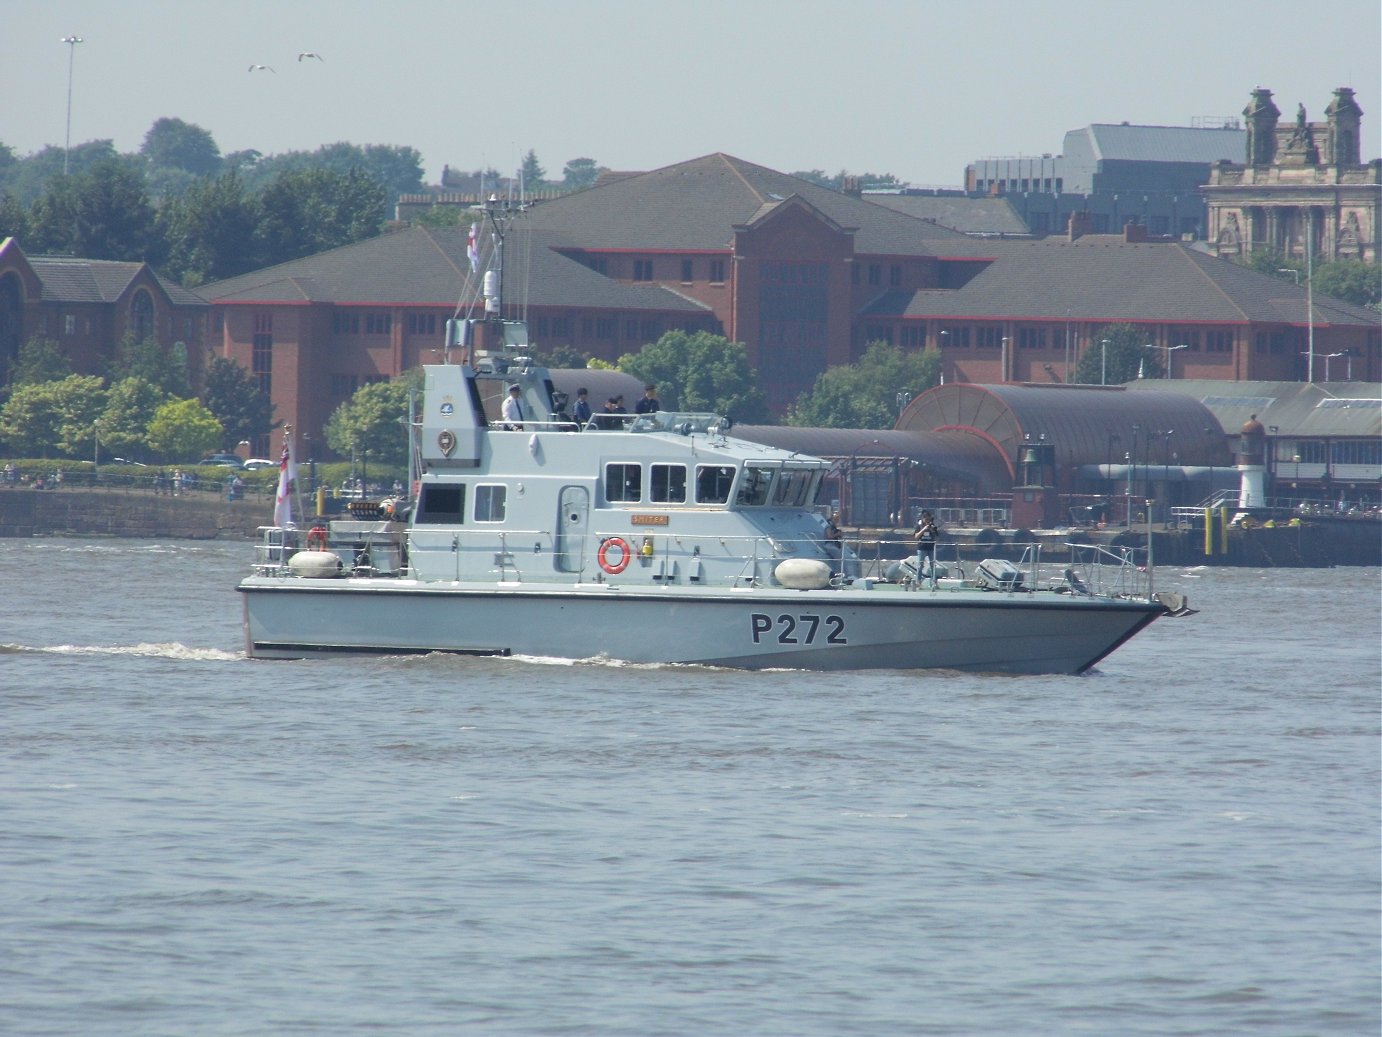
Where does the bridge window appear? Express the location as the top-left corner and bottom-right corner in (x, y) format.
(650, 464), (686, 503)
(605, 463), (642, 503)
(695, 465), (735, 504)
(735, 465), (775, 507)
(771, 468), (814, 507)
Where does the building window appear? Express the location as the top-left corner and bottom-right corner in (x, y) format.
(334, 311), (360, 334)
(130, 290), (154, 341)
(625, 319), (639, 339)
(709, 259), (725, 283)
(64, 314), (76, 336)
(365, 312), (391, 334)
(633, 260), (653, 282)
(1018, 327), (1047, 349)
(330, 373), (359, 396)
(552, 316), (572, 337)
(681, 259), (694, 282)
(868, 264), (881, 286)
(595, 317), (616, 339)
(252, 316), (273, 397)
(407, 313), (437, 336)
(586, 256), (608, 275)
(581, 317), (594, 338)
(889, 265), (902, 287)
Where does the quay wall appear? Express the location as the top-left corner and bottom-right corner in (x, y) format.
(0, 487), (267, 540)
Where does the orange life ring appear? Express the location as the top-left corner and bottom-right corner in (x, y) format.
(598, 536), (632, 575)
(306, 525), (329, 551)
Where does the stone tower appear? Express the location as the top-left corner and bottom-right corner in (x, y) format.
(1325, 87), (1364, 167)
(1243, 88), (1281, 166)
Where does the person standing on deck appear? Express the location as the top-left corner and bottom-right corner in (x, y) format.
(914, 510), (940, 590)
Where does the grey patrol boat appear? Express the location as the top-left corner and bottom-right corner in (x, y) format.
(239, 205), (1185, 673)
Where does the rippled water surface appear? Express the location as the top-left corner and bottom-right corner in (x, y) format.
(2, 538), (1378, 1036)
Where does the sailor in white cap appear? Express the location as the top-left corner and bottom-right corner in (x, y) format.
(501, 384), (524, 429)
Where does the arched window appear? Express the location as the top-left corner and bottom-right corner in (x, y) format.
(131, 290), (154, 342)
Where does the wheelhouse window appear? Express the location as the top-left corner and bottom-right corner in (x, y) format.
(650, 463), (687, 503)
(605, 463), (642, 503)
(695, 465), (735, 504)
(735, 465), (775, 507)
(475, 484), (507, 522)
(771, 468), (815, 508)
(416, 484), (465, 524)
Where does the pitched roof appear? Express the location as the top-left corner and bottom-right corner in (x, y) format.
(524, 153), (968, 255)
(869, 238), (1381, 327)
(202, 225), (709, 314)
(25, 255), (203, 307)
(862, 193), (1031, 237)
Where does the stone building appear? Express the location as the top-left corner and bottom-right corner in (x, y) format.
(1205, 87), (1380, 264)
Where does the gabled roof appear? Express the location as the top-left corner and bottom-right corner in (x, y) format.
(524, 153), (968, 255)
(202, 225), (709, 314)
(1125, 379), (1381, 437)
(869, 238), (1381, 327)
(23, 253), (204, 307)
(1073, 123), (1245, 164)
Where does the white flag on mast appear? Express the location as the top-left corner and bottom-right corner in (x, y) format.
(273, 429), (298, 527)
(467, 222), (479, 273)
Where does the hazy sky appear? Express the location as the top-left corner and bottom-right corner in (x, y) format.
(6, 0), (1380, 187)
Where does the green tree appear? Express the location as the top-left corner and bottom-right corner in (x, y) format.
(109, 334), (190, 398)
(11, 336), (71, 386)
(255, 167), (386, 266)
(140, 117), (222, 177)
(533, 344), (588, 369)
(323, 377), (418, 467)
(561, 157), (601, 190)
(0, 190), (28, 242)
(146, 397), (223, 462)
(201, 357), (274, 448)
(27, 158), (161, 261)
(617, 330), (769, 422)
(520, 149), (545, 187)
(100, 376), (169, 459)
(1313, 260), (1381, 310)
(1071, 323), (1162, 385)
(0, 140), (121, 206)
(787, 341), (941, 428)
(158, 171), (260, 285)
(0, 374), (105, 457)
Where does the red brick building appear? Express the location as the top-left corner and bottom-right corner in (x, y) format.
(201, 154), (1381, 454)
(0, 237), (207, 387)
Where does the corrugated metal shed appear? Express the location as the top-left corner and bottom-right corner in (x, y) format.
(899, 382), (1233, 469)
(1125, 379), (1382, 438)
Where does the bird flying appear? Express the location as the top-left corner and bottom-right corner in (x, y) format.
(248, 64), (275, 73)
(298, 52), (324, 62)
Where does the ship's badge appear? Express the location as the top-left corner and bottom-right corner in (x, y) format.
(439, 396), (455, 417)
(437, 429), (456, 457)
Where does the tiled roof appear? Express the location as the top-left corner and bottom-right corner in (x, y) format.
(524, 153), (968, 255)
(26, 254), (204, 307)
(863, 194), (1030, 236)
(203, 225), (709, 314)
(869, 239), (1381, 327)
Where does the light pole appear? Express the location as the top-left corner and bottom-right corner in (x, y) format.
(61, 35), (83, 175)
(1321, 351), (1344, 381)
(1100, 338), (1109, 385)
(1000, 336), (1009, 383)
(93, 419), (100, 480)
(1143, 343), (1188, 379)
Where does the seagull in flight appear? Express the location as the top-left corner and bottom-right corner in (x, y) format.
(298, 52), (324, 62)
(248, 63), (276, 73)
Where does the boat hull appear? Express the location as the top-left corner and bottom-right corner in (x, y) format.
(239, 578), (1163, 675)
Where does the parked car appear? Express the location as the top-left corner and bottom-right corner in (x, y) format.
(199, 454), (245, 469)
(242, 458), (277, 471)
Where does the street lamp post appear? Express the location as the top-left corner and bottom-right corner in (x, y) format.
(60, 35), (83, 175)
(1100, 338), (1110, 386)
(93, 419), (100, 480)
(1142, 343), (1189, 379)
(1000, 336), (1009, 383)
(1127, 424), (1140, 525)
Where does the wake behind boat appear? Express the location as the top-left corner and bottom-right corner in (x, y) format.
(238, 200), (1189, 674)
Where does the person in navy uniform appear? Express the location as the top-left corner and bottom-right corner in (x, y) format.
(635, 384), (660, 414)
(573, 387), (592, 427)
(914, 510), (940, 590)
(501, 384), (524, 429)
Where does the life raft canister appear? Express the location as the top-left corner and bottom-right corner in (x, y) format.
(598, 536), (633, 574)
(306, 525), (329, 551)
